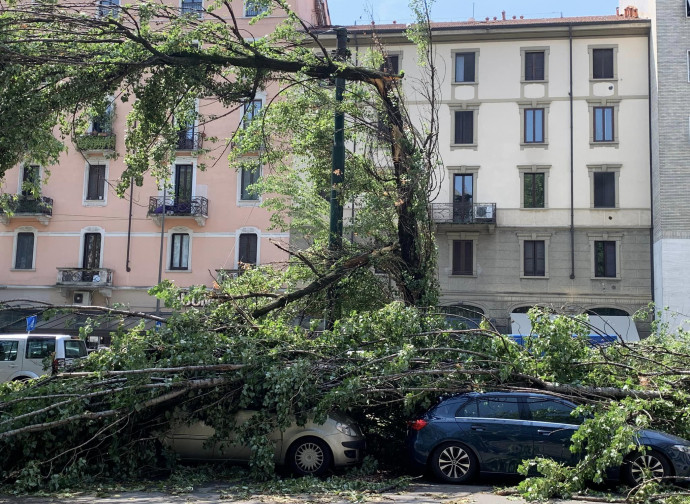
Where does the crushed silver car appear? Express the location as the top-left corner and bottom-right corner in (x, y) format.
(162, 410), (365, 476)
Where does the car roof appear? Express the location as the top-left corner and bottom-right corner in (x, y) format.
(441, 391), (572, 401)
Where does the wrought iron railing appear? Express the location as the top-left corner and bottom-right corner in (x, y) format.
(147, 196), (209, 218)
(431, 202), (497, 224)
(57, 268), (113, 286)
(181, 0), (202, 15)
(0, 196), (53, 216)
(176, 130), (203, 150)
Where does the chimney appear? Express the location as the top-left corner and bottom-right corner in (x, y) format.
(616, 6), (620, 16)
(501, 10), (506, 20)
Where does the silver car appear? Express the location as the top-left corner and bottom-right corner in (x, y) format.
(162, 410), (365, 476)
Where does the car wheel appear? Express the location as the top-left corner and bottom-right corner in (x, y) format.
(287, 437), (333, 477)
(430, 442), (478, 484)
(624, 449), (672, 486)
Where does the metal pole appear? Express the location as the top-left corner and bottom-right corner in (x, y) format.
(328, 27), (347, 252)
(155, 183), (166, 315)
(326, 27), (348, 329)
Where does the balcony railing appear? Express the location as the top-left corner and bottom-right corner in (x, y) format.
(0, 196), (53, 225)
(75, 133), (116, 152)
(176, 130), (203, 151)
(181, 0), (202, 15)
(431, 202), (497, 225)
(57, 268), (113, 287)
(148, 196), (209, 226)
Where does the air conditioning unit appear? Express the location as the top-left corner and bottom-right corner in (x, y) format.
(72, 291), (92, 305)
(474, 204), (494, 220)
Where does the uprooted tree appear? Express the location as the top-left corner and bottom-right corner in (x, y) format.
(2, 0), (690, 501)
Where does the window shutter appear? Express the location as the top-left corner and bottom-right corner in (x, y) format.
(239, 233), (258, 265)
(15, 232), (34, 269)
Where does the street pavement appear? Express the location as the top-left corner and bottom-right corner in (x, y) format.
(0, 481), (615, 504)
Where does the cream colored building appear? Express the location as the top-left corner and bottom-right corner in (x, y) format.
(347, 11), (652, 336)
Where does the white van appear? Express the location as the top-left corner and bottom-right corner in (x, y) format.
(0, 334), (88, 382)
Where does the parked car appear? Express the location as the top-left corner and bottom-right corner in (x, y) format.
(162, 410), (365, 476)
(406, 392), (690, 485)
(0, 334), (88, 382)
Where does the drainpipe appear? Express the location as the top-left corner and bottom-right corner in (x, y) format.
(647, 32), (655, 315)
(125, 178), (133, 272)
(569, 25), (575, 280)
(155, 184), (166, 315)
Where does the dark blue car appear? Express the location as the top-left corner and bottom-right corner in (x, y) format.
(406, 392), (690, 485)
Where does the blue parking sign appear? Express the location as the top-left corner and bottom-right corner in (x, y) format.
(26, 315), (37, 333)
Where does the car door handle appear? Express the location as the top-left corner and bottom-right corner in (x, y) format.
(470, 425), (485, 431)
(537, 429), (554, 436)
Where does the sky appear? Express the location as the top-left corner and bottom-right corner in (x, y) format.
(327, 0), (622, 26)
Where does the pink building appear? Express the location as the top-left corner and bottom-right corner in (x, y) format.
(0, 0), (331, 336)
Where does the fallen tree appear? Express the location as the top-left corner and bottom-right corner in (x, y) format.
(1, 293), (689, 500)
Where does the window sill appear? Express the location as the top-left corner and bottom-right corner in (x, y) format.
(520, 274), (549, 279)
(521, 79), (548, 84)
(83, 200), (107, 207)
(166, 269), (192, 273)
(237, 200), (261, 207)
(450, 144), (478, 151)
(520, 142), (548, 149)
(590, 141), (619, 148)
(10, 268), (35, 272)
(591, 206), (618, 210)
(591, 276), (621, 281)
(522, 206), (548, 210)
(450, 274), (476, 278)
(452, 82), (477, 86)
(590, 77), (618, 83)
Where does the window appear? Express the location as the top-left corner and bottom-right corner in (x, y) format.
(14, 232), (35, 270)
(240, 165), (260, 201)
(452, 239), (473, 275)
(238, 233), (258, 266)
(454, 111), (474, 145)
(528, 400), (579, 424)
(524, 109), (544, 143)
(477, 398), (521, 420)
(82, 232), (101, 269)
(98, 0), (119, 17)
(26, 337), (55, 359)
(171, 233), (190, 270)
(456, 400), (478, 418)
(181, 0), (202, 16)
(0, 341), (18, 362)
(382, 54), (400, 74)
(243, 99), (262, 128)
(594, 240), (616, 278)
(523, 173), (545, 208)
(86, 164), (106, 201)
(21, 165), (40, 197)
(524, 240), (545, 277)
(245, 0), (267, 17)
(593, 106), (614, 142)
(593, 172), (615, 208)
(592, 48), (614, 79)
(687, 0), (690, 17)
(524, 51), (545, 81)
(454, 52), (476, 83)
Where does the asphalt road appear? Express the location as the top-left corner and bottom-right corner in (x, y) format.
(0, 482), (610, 504)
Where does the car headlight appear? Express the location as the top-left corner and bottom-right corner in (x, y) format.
(335, 422), (358, 437)
(672, 444), (690, 454)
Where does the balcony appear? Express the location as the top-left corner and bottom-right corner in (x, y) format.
(431, 202), (497, 226)
(176, 130), (203, 152)
(57, 268), (113, 287)
(147, 196), (209, 226)
(75, 132), (116, 153)
(0, 196), (53, 225)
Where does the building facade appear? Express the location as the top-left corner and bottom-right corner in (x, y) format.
(348, 12), (652, 337)
(0, 0), (331, 336)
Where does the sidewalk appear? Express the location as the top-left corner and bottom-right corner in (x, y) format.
(0, 482), (612, 504)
